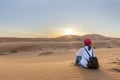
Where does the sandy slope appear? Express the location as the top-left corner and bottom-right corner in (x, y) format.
(0, 42), (119, 80)
(0, 62), (118, 80)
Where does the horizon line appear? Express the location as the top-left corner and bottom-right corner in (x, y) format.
(0, 34), (119, 38)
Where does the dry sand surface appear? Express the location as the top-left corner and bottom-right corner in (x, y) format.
(0, 42), (119, 80)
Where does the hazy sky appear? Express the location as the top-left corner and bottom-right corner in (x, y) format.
(0, 0), (120, 38)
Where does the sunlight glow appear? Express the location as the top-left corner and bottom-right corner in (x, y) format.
(64, 28), (76, 35)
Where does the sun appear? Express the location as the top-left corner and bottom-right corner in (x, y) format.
(64, 28), (76, 35)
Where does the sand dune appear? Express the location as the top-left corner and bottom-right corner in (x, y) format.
(0, 41), (119, 80)
(0, 34), (119, 42)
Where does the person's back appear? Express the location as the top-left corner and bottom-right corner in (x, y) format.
(80, 46), (94, 68)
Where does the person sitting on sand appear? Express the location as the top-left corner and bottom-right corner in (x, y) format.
(75, 38), (95, 68)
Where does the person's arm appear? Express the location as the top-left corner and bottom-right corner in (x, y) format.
(76, 48), (83, 56)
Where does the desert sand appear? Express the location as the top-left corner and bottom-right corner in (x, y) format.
(0, 42), (119, 80)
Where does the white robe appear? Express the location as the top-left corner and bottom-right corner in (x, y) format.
(76, 46), (95, 68)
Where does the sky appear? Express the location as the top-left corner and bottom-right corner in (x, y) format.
(0, 0), (120, 38)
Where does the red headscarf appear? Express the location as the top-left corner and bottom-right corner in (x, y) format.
(84, 38), (92, 46)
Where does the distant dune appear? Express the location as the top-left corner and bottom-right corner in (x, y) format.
(55, 34), (113, 41)
(0, 34), (119, 52)
(0, 34), (119, 42)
